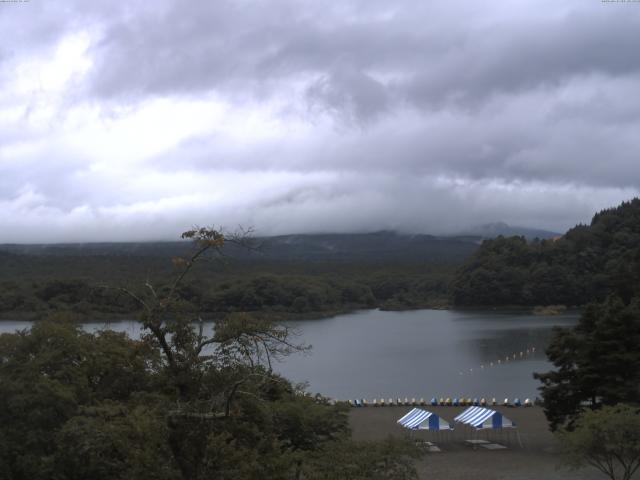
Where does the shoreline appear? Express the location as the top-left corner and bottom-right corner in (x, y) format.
(349, 406), (602, 480)
(0, 304), (583, 322)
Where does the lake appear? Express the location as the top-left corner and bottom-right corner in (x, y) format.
(0, 309), (578, 401)
(277, 309), (578, 401)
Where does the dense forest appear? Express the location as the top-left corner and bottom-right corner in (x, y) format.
(0, 232), (477, 320)
(2, 200), (639, 318)
(0, 257), (456, 320)
(451, 199), (640, 307)
(0, 229), (422, 479)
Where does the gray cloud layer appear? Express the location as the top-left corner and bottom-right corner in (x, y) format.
(0, 0), (638, 242)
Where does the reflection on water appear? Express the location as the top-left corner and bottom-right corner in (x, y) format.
(0, 309), (578, 400)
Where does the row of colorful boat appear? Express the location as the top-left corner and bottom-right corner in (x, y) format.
(345, 397), (534, 407)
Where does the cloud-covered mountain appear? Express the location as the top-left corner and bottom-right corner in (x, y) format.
(0, 1), (638, 242)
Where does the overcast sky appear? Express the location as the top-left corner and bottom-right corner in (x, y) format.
(1, 0), (639, 242)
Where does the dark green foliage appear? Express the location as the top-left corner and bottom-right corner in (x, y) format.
(534, 296), (640, 430)
(53, 402), (179, 480)
(0, 229), (422, 479)
(452, 198), (640, 306)
(0, 318), (419, 480)
(0, 320), (160, 480)
(203, 274), (380, 313)
(557, 404), (640, 480)
(0, 230), (477, 319)
(300, 436), (421, 480)
(0, 260), (459, 319)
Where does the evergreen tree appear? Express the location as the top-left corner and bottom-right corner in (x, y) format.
(535, 296), (640, 430)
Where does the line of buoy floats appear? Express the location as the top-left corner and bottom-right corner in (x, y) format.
(333, 348), (540, 408)
(458, 347), (537, 376)
(341, 397), (535, 408)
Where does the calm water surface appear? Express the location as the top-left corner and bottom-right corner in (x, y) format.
(0, 309), (578, 400)
(277, 309), (578, 400)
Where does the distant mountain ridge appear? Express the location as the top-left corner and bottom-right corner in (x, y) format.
(0, 231), (477, 264)
(0, 224), (560, 263)
(254, 231), (476, 263)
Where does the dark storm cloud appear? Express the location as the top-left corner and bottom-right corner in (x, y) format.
(77, 0), (640, 184)
(83, 2), (640, 106)
(0, 0), (639, 242)
(400, 11), (640, 108)
(306, 64), (392, 124)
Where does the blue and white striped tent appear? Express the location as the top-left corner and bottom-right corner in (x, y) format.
(454, 406), (516, 429)
(397, 408), (453, 431)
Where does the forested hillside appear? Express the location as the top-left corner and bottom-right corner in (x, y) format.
(0, 232), (477, 319)
(451, 199), (640, 306)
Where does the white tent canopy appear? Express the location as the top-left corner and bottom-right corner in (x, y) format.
(454, 406), (516, 429)
(397, 408), (453, 431)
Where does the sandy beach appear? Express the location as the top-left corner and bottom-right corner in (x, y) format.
(349, 405), (608, 480)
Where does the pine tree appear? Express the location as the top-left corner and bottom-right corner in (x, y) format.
(535, 296), (640, 430)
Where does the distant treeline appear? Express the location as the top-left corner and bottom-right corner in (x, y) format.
(0, 231), (483, 319)
(451, 199), (640, 306)
(12, 201), (637, 319)
(0, 252), (458, 319)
